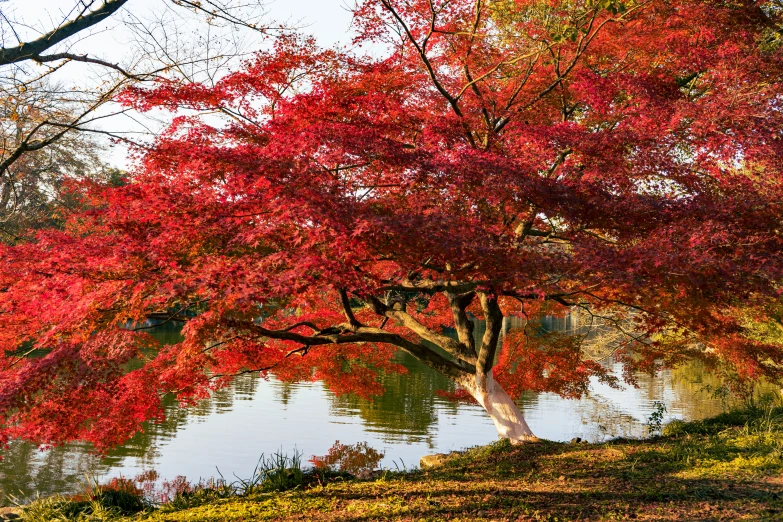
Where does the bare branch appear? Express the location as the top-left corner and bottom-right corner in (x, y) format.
(0, 0), (130, 66)
(31, 52), (144, 80)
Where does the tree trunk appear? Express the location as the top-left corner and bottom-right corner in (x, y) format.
(461, 370), (537, 443)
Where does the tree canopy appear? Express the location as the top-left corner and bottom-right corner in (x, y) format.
(2, 0), (783, 449)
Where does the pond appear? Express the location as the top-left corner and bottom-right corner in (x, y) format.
(0, 321), (736, 503)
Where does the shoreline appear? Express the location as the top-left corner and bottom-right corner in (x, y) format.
(15, 406), (783, 521)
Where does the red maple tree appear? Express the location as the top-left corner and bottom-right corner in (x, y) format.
(2, 0), (783, 449)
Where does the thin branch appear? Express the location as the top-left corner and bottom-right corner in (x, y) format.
(31, 52), (144, 80)
(378, 0), (477, 147)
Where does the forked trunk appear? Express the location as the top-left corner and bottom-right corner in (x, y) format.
(461, 370), (537, 443)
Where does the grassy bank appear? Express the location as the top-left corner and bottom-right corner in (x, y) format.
(18, 406), (783, 521)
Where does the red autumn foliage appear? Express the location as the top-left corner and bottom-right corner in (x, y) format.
(309, 440), (385, 475)
(2, 0), (783, 447)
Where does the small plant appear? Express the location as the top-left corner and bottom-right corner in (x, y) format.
(20, 474), (150, 521)
(701, 383), (734, 411)
(662, 419), (688, 437)
(83, 475), (148, 515)
(132, 469), (160, 502)
(257, 448), (306, 492)
(742, 389), (781, 414)
(309, 441), (385, 477)
(157, 476), (234, 513)
(646, 401), (666, 436)
(227, 448), (309, 495)
(157, 475), (195, 502)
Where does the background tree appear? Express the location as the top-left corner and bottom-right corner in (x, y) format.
(0, 0), (278, 235)
(0, 75), (120, 243)
(1, 0), (783, 450)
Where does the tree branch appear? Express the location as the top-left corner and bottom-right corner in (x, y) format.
(367, 295), (477, 367)
(225, 317), (470, 380)
(378, 278), (490, 294)
(339, 288), (362, 327)
(446, 290), (477, 357)
(477, 292), (502, 376)
(378, 0), (477, 147)
(31, 52), (144, 80)
(0, 0), (130, 66)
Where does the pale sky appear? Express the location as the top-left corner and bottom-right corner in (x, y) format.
(7, 0), (356, 168)
(13, 0), (355, 46)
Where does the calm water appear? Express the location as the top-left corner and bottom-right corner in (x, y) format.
(0, 322), (736, 503)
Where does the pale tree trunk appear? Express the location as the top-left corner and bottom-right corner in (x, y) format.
(460, 370), (537, 443)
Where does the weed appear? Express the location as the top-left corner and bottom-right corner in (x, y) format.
(646, 401), (666, 436)
(255, 449), (305, 492)
(19, 494), (92, 522)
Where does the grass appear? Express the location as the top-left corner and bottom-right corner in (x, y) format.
(17, 405), (783, 521)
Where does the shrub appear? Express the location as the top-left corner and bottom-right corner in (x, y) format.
(646, 401), (667, 436)
(309, 441), (385, 476)
(84, 476), (147, 515)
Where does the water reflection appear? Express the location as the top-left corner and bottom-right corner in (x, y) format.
(0, 322), (758, 503)
(329, 355), (459, 446)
